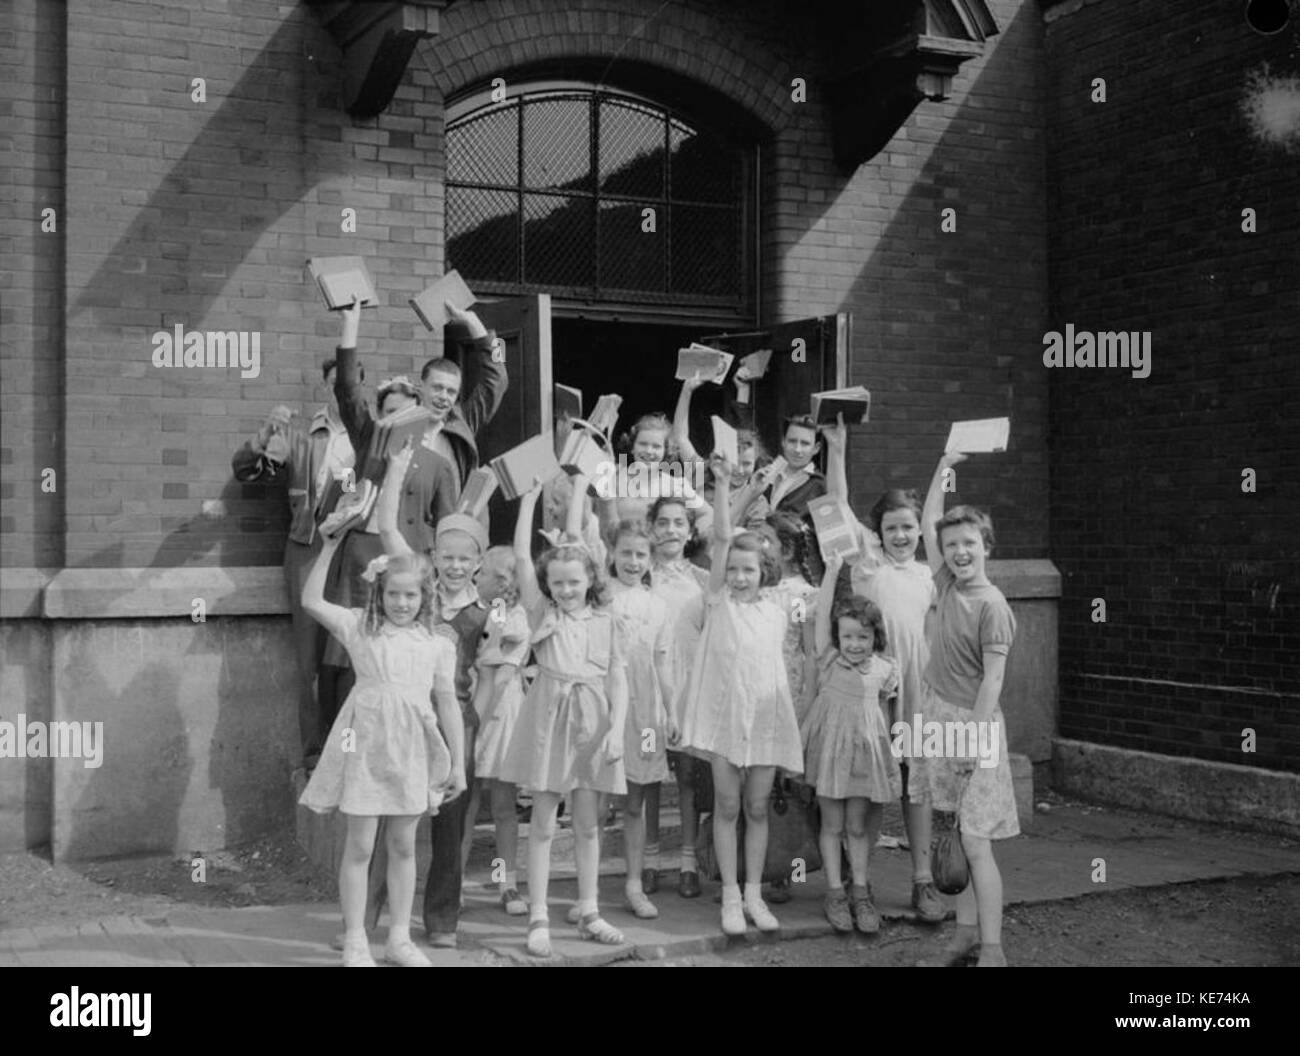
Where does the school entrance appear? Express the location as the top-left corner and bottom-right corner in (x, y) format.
(443, 77), (849, 541)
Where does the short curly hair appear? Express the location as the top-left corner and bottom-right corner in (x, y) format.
(830, 595), (887, 654)
(536, 542), (609, 608)
(726, 530), (782, 588)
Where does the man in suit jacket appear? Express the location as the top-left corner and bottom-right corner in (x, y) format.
(232, 362), (354, 766)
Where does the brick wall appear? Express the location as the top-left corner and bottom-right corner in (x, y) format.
(1043, 0), (1300, 771)
(2, 0), (1049, 570)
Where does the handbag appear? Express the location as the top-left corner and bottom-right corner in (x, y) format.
(931, 772), (972, 895)
(697, 776), (822, 885)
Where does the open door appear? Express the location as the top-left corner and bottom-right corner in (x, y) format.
(700, 313), (851, 466)
(459, 294), (552, 545)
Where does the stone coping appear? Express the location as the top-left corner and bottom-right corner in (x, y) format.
(0, 559), (1060, 620)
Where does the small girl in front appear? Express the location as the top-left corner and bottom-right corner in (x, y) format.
(677, 455), (804, 936)
(917, 449), (1018, 967)
(802, 553), (901, 934)
(299, 534), (465, 968)
(607, 519), (679, 919)
(465, 545), (530, 917)
(498, 479), (630, 957)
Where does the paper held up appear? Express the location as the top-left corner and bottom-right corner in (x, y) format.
(675, 343), (734, 384)
(810, 386), (871, 425)
(584, 393), (623, 436)
(944, 417), (1010, 455)
(489, 433), (563, 500)
(409, 269), (477, 330)
(307, 256), (379, 311)
(738, 349), (773, 379)
(456, 467), (498, 518)
(807, 495), (862, 563)
(711, 416), (739, 466)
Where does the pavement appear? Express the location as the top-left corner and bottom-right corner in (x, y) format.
(3, 800), (1298, 967)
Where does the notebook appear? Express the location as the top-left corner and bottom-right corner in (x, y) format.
(456, 467), (498, 518)
(490, 433), (563, 500)
(945, 417), (1010, 455)
(409, 269), (477, 331)
(307, 256), (379, 311)
(810, 386), (871, 425)
(711, 416), (739, 465)
(675, 343), (734, 385)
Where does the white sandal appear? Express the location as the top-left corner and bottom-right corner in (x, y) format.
(577, 912), (625, 945)
(526, 919), (553, 957)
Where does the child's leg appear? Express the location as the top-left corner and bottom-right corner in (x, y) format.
(570, 788), (602, 912)
(844, 799), (870, 888)
(709, 758), (743, 888)
(489, 780), (521, 891)
(525, 791), (561, 920)
(818, 797), (846, 890)
(642, 780), (662, 876)
(676, 756), (700, 889)
(339, 815), (380, 938)
(623, 782), (647, 885)
(383, 815), (421, 944)
(740, 766), (776, 900)
(461, 780), (483, 873)
(962, 831), (1005, 964)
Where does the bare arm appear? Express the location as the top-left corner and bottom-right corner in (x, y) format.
(431, 642), (466, 799)
(973, 651), (1007, 726)
(922, 450), (966, 575)
(814, 552), (842, 656)
(706, 454), (735, 594)
(824, 414), (848, 499)
(301, 535), (353, 641)
(671, 374), (704, 463)
(376, 438), (416, 559)
(565, 472), (590, 540)
(514, 483), (544, 610)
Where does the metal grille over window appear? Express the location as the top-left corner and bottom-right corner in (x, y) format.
(446, 87), (751, 310)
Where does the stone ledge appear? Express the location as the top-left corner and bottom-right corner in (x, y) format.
(1052, 738), (1300, 839)
(41, 566), (289, 619)
(4, 558), (1062, 619)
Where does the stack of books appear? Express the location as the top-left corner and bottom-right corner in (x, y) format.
(490, 433), (562, 500)
(307, 256), (379, 311)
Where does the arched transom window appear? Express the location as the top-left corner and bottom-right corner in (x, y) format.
(446, 83), (755, 316)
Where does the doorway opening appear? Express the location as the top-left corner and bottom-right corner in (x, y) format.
(550, 318), (730, 454)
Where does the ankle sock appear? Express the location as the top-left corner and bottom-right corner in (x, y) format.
(743, 882), (763, 905)
(625, 877), (644, 897)
(681, 846), (697, 871)
(721, 883), (741, 904)
(914, 871), (934, 885)
(529, 905), (548, 925)
(645, 841), (661, 871)
(501, 871), (518, 892)
(575, 898), (597, 918)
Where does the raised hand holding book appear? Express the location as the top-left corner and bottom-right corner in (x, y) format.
(307, 256), (378, 311)
(675, 343), (734, 385)
(490, 433), (563, 500)
(944, 417), (1010, 455)
(409, 269), (477, 331)
(809, 386), (871, 425)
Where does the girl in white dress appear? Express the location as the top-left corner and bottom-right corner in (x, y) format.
(299, 535), (465, 968)
(678, 456), (804, 936)
(606, 519), (679, 919)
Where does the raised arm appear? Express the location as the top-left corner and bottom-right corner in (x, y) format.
(731, 457), (781, 524)
(814, 551), (843, 656)
(513, 482), (544, 610)
(564, 472), (590, 540)
(706, 454), (734, 594)
(301, 535), (354, 642)
(376, 438), (416, 559)
(823, 414), (848, 499)
(922, 450), (966, 575)
(671, 374), (704, 463)
(446, 304), (507, 436)
(334, 300), (371, 452)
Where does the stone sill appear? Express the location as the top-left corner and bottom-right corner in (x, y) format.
(0, 559), (1061, 619)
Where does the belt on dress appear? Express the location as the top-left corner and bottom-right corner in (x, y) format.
(352, 676), (434, 693)
(536, 666), (603, 695)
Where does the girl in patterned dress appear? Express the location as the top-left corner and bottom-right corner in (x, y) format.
(299, 534), (465, 968)
(498, 478), (630, 958)
(802, 552), (902, 934)
(606, 519), (679, 919)
(647, 494), (711, 897)
(464, 546), (530, 917)
(678, 455), (804, 936)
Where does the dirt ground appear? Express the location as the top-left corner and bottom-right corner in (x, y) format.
(0, 831), (335, 931)
(631, 873), (1300, 967)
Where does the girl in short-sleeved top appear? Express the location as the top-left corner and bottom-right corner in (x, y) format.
(917, 449), (1018, 968)
(499, 481), (629, 958)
